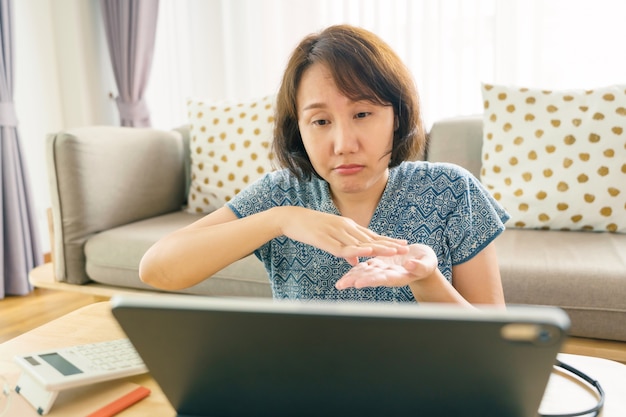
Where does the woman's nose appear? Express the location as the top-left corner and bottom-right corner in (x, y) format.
(333, 122), (359, 155)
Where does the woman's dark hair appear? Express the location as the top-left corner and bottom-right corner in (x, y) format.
(273, 24), (425, 180)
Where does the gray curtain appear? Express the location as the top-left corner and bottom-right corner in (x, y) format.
(0, 0), (42, 298)
(100, 0), (159, 127)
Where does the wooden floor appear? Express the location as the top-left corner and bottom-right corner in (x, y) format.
(0, 288), (104, 343)
(2, 287), (626, 364)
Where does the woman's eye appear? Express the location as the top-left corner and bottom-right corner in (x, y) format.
(313, 119), (329, 126)
(355, 112), (371, 119)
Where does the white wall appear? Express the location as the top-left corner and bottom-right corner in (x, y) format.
(12, 0), (626, 254)
(147, 0), (626, 131)
(14, 0), (117, 252)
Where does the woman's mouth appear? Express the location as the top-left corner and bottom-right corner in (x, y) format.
(334, 164), (364, 175)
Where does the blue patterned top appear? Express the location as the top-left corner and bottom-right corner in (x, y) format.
(227, 161), (509, 302)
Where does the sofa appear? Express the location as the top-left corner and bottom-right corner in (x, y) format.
(44, 115), (626, 342)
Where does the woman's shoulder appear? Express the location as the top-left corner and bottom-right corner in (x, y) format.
(394, 161), (475, 182)
(244, 169), (329, 207)
(262, 168), (292, 184)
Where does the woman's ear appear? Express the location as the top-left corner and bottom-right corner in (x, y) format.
(394, 115), (400, 131)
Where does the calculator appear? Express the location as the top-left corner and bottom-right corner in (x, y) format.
(14, 338), (149, 414)
(14, 338), (148, 391)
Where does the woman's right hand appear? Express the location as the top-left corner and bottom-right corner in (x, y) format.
(140, 205), (408, 291)
(275, 206), (409, 265)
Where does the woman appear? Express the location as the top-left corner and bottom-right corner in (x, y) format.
(140, 25), (508, 306)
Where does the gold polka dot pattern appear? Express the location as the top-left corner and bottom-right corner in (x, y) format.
(187, 96), (276, 214)
(481, 84), (626, 233)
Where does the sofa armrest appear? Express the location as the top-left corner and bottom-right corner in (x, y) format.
(426, 115), (484, 178)
(47, 126), (187, 284)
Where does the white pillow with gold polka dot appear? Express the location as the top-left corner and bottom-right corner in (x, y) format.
(481, 83), (626, 233)
(187, 95), (276, 214)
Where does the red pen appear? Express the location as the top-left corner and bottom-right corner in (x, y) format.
(85, 386), (151, 417)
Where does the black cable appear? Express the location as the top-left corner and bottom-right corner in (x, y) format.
(539, 360), (605, 417)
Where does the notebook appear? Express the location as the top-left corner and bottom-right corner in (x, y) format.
(110, 295), (570, 417)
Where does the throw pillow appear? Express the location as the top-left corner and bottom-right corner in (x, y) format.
(187, 95), (276, 214)
(481, 83), (626, 233)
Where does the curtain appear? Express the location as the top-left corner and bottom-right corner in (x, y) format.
(146, 0), (626, 131)
(0, 0), (42, 299)
(100, 0), (159, 127)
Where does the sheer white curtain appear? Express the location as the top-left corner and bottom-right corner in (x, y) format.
(146, 0), (626, 131)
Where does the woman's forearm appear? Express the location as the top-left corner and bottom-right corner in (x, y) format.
(408, 269), (473, 307)
(139, 208), (281, 290)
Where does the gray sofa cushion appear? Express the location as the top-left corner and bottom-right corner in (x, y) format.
(85, 211), (271, 297)
(427, 115), (483, 178)
(496, 228), (626, 340)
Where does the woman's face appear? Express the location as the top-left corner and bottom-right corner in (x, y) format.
(296, 63), (395, 200)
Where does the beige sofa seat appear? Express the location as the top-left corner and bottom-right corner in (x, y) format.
(84, 211), (271, 297)
(496, 229), (626, 340)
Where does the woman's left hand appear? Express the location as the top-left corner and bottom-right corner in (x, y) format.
(335, 243), (438, 290)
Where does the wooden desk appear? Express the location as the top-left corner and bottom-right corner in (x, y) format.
(0, 302), (175, 416)
(1, 302), (625, 416)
